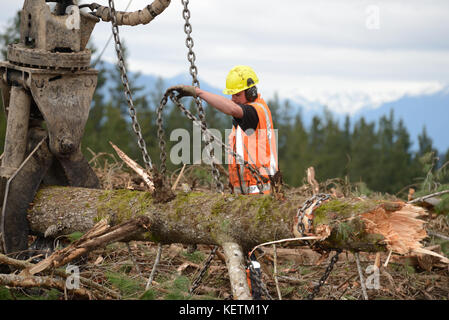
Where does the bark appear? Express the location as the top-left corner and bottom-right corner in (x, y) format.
(0, 273), (92, 299)
(222, 242), (252, 300)
(27, 186), (407, 254)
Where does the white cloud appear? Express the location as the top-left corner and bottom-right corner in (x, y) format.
(1, 0), (449, 114)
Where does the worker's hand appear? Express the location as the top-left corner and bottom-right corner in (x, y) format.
(167, 85), (197, 98)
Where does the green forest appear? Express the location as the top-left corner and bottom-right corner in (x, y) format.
(0, 12), (448, 199)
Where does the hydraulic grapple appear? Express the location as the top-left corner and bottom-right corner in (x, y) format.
(0, 0), (171, 258)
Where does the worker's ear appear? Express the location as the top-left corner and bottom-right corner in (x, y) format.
(245, 78), (258, 102)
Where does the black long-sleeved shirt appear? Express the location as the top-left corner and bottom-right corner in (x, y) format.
(232, 104), (259, 132)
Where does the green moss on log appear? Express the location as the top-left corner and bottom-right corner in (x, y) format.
(314, 199), (387, 252)
(96, 189), (153, 224)
(313, 199), (374, 225)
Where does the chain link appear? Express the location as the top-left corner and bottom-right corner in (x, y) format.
(307, 249), (341, 300)
(295, 193), (331, 246)
(246, 258), (273, 300)
(108, 0), (153, 171)
(181, 0), (200, 91)
(156, 93), (169, 176)
(181, 0), (223, 193)
(189, 245), (218, 294)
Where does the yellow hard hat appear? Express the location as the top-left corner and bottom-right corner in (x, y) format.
(223, 65), (259, 95)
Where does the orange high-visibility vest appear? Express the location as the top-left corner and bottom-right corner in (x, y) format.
(228, 95), (278, 194)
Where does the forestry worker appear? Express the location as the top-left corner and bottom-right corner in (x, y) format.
(168, 65), (278, 195)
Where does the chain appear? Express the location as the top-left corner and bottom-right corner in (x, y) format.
(156, 93), (169, 176)
(176, 97), (266, 187)
(108, 0), (153, 170)
(181, 0), (201, 98)
(307, 249), (341, 300)
(294, 194), (340, 299)
(181, 0), (223, 193)
(247, 259), (273, 300)
(189, 245), (218, 294)
(162, 93), (267, 191)
(295, 193), (331, 246)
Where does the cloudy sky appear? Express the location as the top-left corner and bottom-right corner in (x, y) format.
(1, 0), (449, 114)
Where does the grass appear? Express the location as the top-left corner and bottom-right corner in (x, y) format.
(0, 286), (12, 300)
(0, 287), (62, 300)
(182, 250), (205, 264)
(139, 289), (156, 300)
(280, 286), (296, 297)
(66, 231), (84, 242)
(163, 276), (191, 300)
(118, 262), (134, 274)
(435, 194), (449, 216)
(440, 241), (449, 257)
(105, 271), (143, 299)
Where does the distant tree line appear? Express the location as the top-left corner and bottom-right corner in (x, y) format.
(0, 12), (448, 197)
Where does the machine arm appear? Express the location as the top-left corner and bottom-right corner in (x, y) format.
(86, 0), (171, 26)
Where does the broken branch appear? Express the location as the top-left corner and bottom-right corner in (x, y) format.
(222, 242), (252, 300)
(0, 252), (120, 299)
(110, 141), (154, 192)
(22, 216), (150, 276)
(408, 190), (449, 204)
(0, 273), (92, 299)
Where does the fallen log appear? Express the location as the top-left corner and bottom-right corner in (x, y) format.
(27, 187), (369, 251)
(26, 186), (448, 264)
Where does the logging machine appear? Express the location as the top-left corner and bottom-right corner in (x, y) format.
(0, 0), (171, 258)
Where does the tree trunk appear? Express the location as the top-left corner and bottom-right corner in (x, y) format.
(26, 186), (426, 255)
(17, 185), (445, 300)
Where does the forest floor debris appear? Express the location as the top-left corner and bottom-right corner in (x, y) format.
(1, 159), (448, 300)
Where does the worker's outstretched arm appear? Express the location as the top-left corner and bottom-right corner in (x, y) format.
(195, 88), (243, 119)
(167, 85), (243, 119)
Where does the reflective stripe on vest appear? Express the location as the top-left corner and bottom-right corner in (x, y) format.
(235, 126), (245, 165)
(251, 101), (277, 175)
(234, 183), (271, 195)
(234, 127), (247, 192)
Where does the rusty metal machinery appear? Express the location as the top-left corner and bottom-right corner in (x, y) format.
(0, 0), (171, 258)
